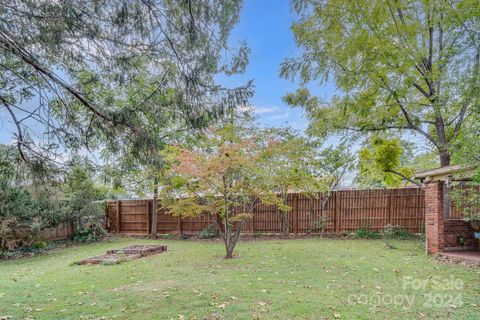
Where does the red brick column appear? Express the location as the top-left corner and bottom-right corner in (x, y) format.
(425, 180), (445, 254)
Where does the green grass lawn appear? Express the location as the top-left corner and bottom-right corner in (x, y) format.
(0, 238), (479, 319)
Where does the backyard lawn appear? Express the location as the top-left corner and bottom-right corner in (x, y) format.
(1, 238), (479, 319)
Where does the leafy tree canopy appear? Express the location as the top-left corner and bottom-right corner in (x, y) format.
(356, 135), (438, 187)
(1, 0), (251, 167)
(282, 0), (480, 167)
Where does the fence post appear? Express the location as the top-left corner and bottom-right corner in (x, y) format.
(146, 200), (151, 236)
(178, 215), (182, 235)
(116, 200), (121, 234)
(294, 194), (299, 235)
(388, 190), (394, 226)
(105, 202), (109, 230)
(251, 204), (255, 234)
(334, 192), (340, 234)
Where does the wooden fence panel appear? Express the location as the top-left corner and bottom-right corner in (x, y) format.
(106, 201), (117, 231)
(449, 185), (480, 219)
(38, 223), (73, 241)
(157, 203), (179, 233)
(106, 187), (429, 236)
(182, 213), (216, 235)
(392, 188), (425, 232)
(119, 200), (148, 234)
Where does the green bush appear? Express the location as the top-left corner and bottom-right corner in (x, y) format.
(73, 228), (99, 243)
(0, 151), (111, 251)
(456, 235), (468, 247)
(309, 217), (327, 233)
(198, 224), (220, 239)
(32, 240), (48, 249)
(0, 218), (42, 251)
(34, 188), (64, 227)
(63, 165), (107, 242)
(71, 203), (107, 243)
(382, 225), (414, 240)
(0, 155), (64, 242)
(355, 228), (381, 239)
(0, 184), (36, 222)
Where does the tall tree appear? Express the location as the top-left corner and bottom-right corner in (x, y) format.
(282, 0), (480, 167)
(1, 0), (251, 165)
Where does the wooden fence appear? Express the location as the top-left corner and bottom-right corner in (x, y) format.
(38, 223), (73, 241)
(106, 187), (426, 235)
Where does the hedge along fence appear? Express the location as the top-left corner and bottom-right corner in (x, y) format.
(106, 187), (426, 236)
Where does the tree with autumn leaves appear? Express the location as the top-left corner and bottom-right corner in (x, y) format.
(161, 116), (283, 258)
(161, 114), (352, 258)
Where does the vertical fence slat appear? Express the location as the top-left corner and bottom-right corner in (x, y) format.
(334, 191), (340, 234)
(116, 200), (121, 234)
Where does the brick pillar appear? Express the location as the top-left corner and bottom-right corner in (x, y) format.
(425, 180), (445, 254)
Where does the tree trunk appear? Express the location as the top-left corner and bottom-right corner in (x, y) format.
(281, 212), (289, 237)
(225, 242), (234, 259)
(150, 178), (158, 239)
(439, 148), (451, 167)
(222, 203), (231, 258)
(223, 220), (230, 257)
(280, 193), (289, 237)
(224, 218), (246, 259)
(320, 194), (329, 234)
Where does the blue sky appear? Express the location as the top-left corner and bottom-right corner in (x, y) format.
(216, 0), (338, 132)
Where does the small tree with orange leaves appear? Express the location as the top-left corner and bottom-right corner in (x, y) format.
(162, 120), (283, 258)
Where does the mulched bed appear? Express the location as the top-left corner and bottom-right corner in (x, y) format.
(75, 244), (167, 265)
(436, 254), (480, 268)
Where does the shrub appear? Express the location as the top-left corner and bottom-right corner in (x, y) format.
(73, 228), (99, 243)
(63, 165), (107, 241)
(72, 212), (107, 243)
(0, 184), (36, 222)
(0, 218), (42, 251)
(198, 224), (220, 239)
(456, 235), (468, 247)
(32, 240), (48, 249)
(382, 225), (414, 240)
(0, 153), (63, 226)
(355, 228), (381, 239)
(309, 217), (327, 233)
(34, 187), (64, 227)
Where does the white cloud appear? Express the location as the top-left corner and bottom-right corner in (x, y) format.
(267, 112), (290, 120)
(240, 105), (280, 114)
(254, 106), (279, 114)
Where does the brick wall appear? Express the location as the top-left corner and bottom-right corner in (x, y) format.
(425, 181), (445, 254)
(425, 180), (478, 254)
(444, 219), (478, 251)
